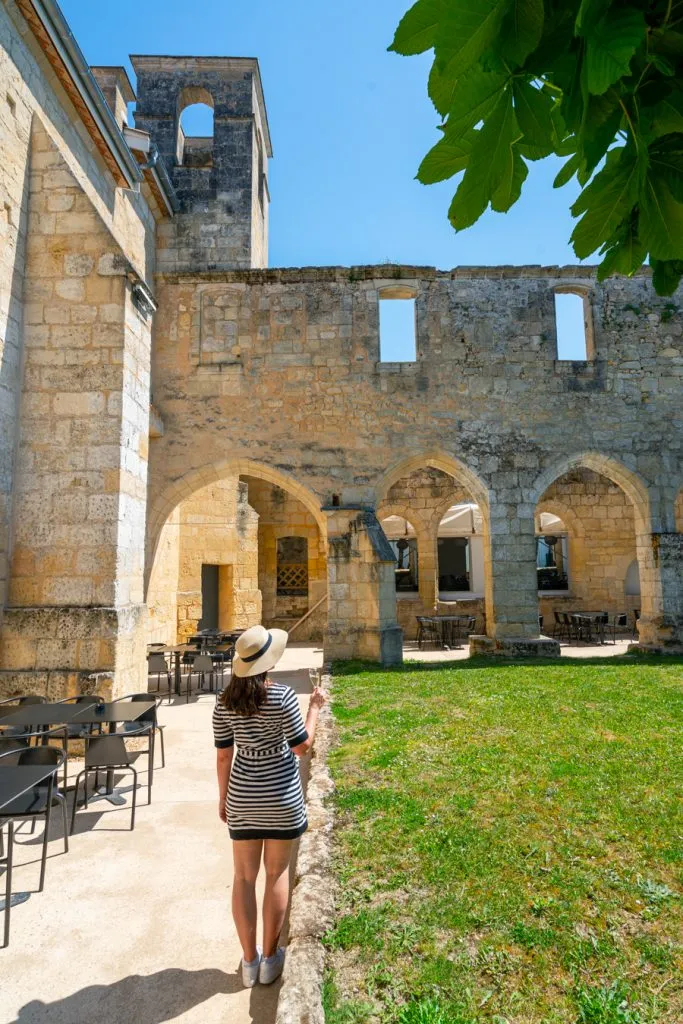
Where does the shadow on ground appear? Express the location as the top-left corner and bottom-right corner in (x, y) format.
(11, 967), (280, 1024)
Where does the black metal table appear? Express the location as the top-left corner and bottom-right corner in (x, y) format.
(72, 702), (156, 804)
(571, 611), (607, 644)
(157, 645), (199, 695)
(0, 764), (56, 946)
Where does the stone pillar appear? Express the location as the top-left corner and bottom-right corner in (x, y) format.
(324, 509), (403, 665)
(0, 122), (152, 699)
(634, 532), (683, 652)
(470, 504), (560, 657)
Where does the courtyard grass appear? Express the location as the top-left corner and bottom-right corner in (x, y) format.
(323, 656), (682, 1024)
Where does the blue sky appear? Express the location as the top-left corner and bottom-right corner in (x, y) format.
(61, 0), (588, 355)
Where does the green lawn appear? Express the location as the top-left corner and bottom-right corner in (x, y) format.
(324, 657), (682, 1024)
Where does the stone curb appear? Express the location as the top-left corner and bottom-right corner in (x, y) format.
(276, 666), (336, 1024)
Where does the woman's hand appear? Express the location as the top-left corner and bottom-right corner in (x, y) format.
(309, 686), (327, 710)
(218, 799), (227, 823)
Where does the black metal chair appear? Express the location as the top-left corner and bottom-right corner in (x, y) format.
(148, 653), (173, 702)
(0, 745), (68, 930)
(113, 693), (165, 804)
(561, 611), (577, 643)
(0, 695), (47, 738)
(551, 610), (566, 641)
(416, 616), (442, 650)
(189, 653), (219, 695)
(610, 612), (629, 643)
(0, 727), (70, 790)
(70, 735), (138, 833)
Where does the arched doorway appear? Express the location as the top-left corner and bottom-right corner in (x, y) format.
(533, 455), (650, 645)
(145, 462), (326, 645)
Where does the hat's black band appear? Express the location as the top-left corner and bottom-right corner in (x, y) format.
(242, 633), (273, 663)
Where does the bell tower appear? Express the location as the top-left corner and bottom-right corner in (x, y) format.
(131, 55), (271, 270)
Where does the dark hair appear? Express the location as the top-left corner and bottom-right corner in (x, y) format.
(220, 670), (268, 716)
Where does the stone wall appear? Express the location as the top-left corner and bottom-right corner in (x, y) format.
(147, 265), (683, 651)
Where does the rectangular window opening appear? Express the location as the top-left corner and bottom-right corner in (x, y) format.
(554, 292), (589, 360)
(379, 296), (417, 362)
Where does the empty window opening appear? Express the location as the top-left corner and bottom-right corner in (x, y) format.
(381, 517), (419, 592)
(277, 536), (308, 596)
(554, 291), (592, 360)
(379, 288), (417, 362)
(177, 88), (214, 167)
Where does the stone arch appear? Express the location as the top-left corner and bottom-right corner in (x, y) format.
(146, 459), (326, 597)
(532, 452), (657, 637)
(176, 86), (215, 166)
(532, 452), (651, 534)
(375, 451), (490, 512)
(535, 498), (585, 540)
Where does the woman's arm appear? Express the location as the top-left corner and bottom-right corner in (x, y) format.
(291, 686), (327, 757)
(217, 746), (233, 821)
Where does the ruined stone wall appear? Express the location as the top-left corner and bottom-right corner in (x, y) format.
(149, 265), (682, 647)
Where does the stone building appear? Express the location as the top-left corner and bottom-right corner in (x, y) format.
(1, 0), (682, 698)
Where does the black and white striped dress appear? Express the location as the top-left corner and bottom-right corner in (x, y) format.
(212, 683), (308, 840)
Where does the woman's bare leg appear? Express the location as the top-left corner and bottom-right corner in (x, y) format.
(232, 839), (263, 962)
(262, 839), (294, 957)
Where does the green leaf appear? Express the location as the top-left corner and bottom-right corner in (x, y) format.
(389, 0), (444, 56)
(448, 89), (518, 230)
(575, 0), (610, 37)
(435, 0), (509, 79)
(570, 149), (640, 258)
(651, 258), (683, 296)
(513, 80), (555, 149)
(579, 89), (624, 173)
(585, 8), (646, 96)
(491, 148), (529, 211)
(597, 219), (647, 279)
(428, 60), (456, 116)
(650, 53), (676, 76)
(417, 131), (475, 184)
(639, 172), (683, 260)
(500, 0), (544, 65)
(649, 135), (683, 202)
(554, 151), (581, 188)
(645, 91), (683, 141)
(443, 66), (509, 141)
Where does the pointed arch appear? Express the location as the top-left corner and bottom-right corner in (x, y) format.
(146, 459), (326, 596)
(375, 451), (490, 512)
(531, 452), (651, 534)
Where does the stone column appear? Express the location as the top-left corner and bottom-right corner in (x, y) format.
(324, 509), (403, 665)
(0, 122), (152, 699)
(471, 503), (560, 657)
(634, 532), (683, 652)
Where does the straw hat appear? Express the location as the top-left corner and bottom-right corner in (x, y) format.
(232, 624), (288, 678)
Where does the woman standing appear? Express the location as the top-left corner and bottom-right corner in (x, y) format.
(213, 624), (326, 987)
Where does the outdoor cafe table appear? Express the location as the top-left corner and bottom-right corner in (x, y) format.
(0, 763), (57, 945)
(571, 611), (608, 644)
(0, 704), (91, 788)
(435, 615), (471, 648)
(71, 701), (157, 804)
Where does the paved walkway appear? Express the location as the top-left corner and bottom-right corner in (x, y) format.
(0, 644), (322, 1024)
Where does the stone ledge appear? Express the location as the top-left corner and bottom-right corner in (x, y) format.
(276, 666), (336, 1024)
(469, 634), (561, 657)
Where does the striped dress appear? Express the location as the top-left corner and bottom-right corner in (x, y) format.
(212, 682), (308, 840)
